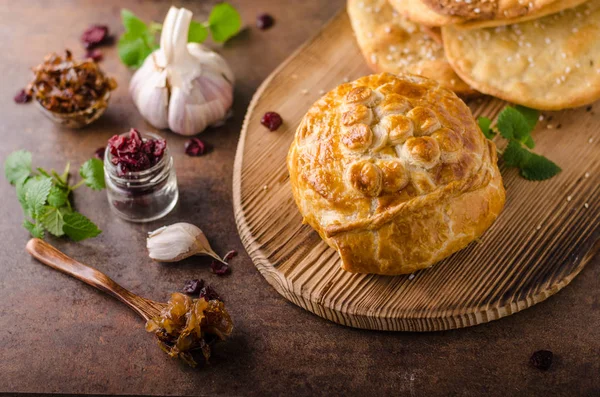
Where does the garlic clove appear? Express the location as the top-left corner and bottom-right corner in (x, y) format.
(147, 222), (224, 263)
(129, 57), (169, 129)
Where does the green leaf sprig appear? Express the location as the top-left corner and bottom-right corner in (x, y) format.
(478, 106), (561, 181)
(118, 3), (242, 68)
(4, 150), (105, 241)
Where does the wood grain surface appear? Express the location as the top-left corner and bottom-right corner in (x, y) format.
(233, 11), (600, 331)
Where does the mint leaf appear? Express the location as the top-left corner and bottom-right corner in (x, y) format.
(63, 212), (101, 241)
(47, 185), (68, 208)
(503, 140), (530, 168)
(477, 116), (494, 139)
(24, 177), (52, 217)
(122, 9), (148, 35)
(520, 152), (562, 181)
(515, 105), (539, 131)
(79, 158), (105, 191)
(118, 32), (155, 68)
(497, 106), (533, 147)
(5, 150), (32, 186)
(208, 3), (242, 43)
(39, 206), (65, 237)
(16, 181), (32, 216)
(188, 21), (209, 43)
(24, 220), (44, 239)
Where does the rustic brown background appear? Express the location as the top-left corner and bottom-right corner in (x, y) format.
(0, 1), (598, 396)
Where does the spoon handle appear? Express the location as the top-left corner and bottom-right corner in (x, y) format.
(26, 238), (158, 321)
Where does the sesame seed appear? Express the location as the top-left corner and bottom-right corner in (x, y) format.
(384, 26), (391, 33)
(474, 8), (480, 13)
(343, 77), (350, 83)
(408, 274), (415, 280)
(547, 124), (554, 129)
(567, 196), (572, 201)
(370, 54), (378, 64)
(301, 89), (308, 95)
(545, 37), (551, 44)
(536, 225), (541, 230)
(262, 185), (268, 191)
(318, 89), (325, 95)
(590, 137), (595, 143)
(584, 203), (589, 209)
(538, 115), (544, 121)
(584, 172), (590, 178)
(572, 27), (579, 33)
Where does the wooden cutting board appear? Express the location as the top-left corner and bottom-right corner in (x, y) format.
(232, 10), (600, 331)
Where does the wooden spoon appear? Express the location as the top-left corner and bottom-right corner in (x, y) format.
(26, 238), (165, 321)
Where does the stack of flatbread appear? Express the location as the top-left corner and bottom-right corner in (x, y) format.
(348, 0), (600, 110)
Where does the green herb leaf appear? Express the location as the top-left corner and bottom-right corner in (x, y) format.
(47, 185), (69, 208)
(477, 116), (494, 139)
(118, 31), (155, 68)
(208, 3), (242, 43)
(39, 206), (65, 237)
(188, 20), (209, 43)
(5, 150), (32, 186)
(520, 152), (562, 181)
(63, 212), (102, 241)
(497, 106), (536, 148)
(23, 220), (45, 239)
(515, 105), (539, 131)
(16, 180), (32, 216)
(24, 177), (52, 218)
(79, 158), (105, 191)
(122, 9), (148, 35)
(503, 140), (561, 181)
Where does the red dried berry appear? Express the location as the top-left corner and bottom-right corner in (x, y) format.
(107, 128), (166, 175)
(185, 138), (207, 156)
(530, 350), (553, 371)
(199, 285), (222, 301)
(14, 89), (31, 104)
(85, 48), (103, 62)
(94, 147), (106, 160)
(183, 279), (205, 295)
(210, 260), (230, 276)
(261, 111), (283, 131)
(256, 13), (275, 30)
(81, 25), (109, 49)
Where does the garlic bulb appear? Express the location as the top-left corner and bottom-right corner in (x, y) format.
(147, 222), (225, 263)
(130, 7), (234, 136)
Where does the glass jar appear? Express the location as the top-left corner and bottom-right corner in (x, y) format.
(104, 132), (178, 222)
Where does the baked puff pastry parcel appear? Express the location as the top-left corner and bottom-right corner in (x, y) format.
(287, 73), (505, 275)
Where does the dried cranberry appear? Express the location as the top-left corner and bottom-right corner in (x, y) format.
(13, 89), (31, 104)
(256, 13), (275, 30)
(184, 138), (208, 156)
(223, 250), (237, 262)
(210, 260), (230, 276)
(81, 25), (109, 49)
(94, 147), (106, 160)
(530, 350), (553, 371)
(85, 48), (103, 62)
(199, 285), (222, 301)
(107, 128), (167, 175)
(183, 279), (205, 295)
(261, 111), (283, 131)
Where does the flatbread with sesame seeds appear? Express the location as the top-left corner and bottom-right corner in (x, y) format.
(390, 0), (588, 28)
(457, 0), (590, 29)
(347, 0), (477, 96)
(442, 0), (600, 110)
(424, 0), (562, 21)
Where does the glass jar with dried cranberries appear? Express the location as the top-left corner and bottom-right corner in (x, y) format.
(104, 129), (178, 222)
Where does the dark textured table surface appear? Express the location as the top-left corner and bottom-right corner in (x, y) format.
(0, 1), (598, 396)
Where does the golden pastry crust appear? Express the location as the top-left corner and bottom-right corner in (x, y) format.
(347, 0), (477, 96)
(288, 73), (505, 275)
(443, 0), (600, 110)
